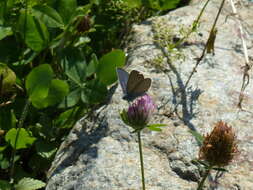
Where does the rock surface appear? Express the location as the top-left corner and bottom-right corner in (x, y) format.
(46, 0), (253, 189)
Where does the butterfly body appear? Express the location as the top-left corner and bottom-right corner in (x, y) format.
(116, 68), (151, 101)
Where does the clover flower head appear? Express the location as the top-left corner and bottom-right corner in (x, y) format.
(121, 94), (156, 131)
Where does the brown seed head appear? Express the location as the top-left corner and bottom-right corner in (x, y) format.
(199, 121), (238, 167)
(77, 16), (91, 34)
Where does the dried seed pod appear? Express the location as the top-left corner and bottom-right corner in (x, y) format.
(199, 121), (238, 167)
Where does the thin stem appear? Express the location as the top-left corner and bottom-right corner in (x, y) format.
(197, 165), (213, 190)
(185, 0), (226, 89)
(174, 0), (211, 48)
(161, 0), (226, 116)
(9, 99), (30, 181)
(229, 0), (249, 64)
(158, 0), (211, 111)
(137, 131), (146, 190)
(228, 0), (250, 108)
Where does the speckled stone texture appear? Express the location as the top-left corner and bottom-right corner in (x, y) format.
(46, 0), (253, 189)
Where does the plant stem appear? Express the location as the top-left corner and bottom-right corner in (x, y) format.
(228, 0), (250, 108)
(10, 100), (30, 182)
(137, 131), (146, 190)
(185, 0), (226, 88)
(197, 165), (213, 190)
(174, 0), (211, 48)
(158, 0), (211, 111)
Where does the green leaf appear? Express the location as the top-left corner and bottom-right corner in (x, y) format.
(42, 79), (69, 107)
(61, 47), (87, 85)
(35, 141), (57, 158)
(147, 124), (167, 131)
(70, 4), (91, 19)
(0, 180), (11, 190)
(26, 64), (53, 105)
(86, 54), (98, 77)
(12, 49), (39, 66)
(0, 26), (13, 40)
(32, 5), (64, 28)
(0, 145), (7, 152)
(57, 0), (77, 25)
(5, 128), (36, 150)
(74, 36), (91, 47)
(0, 2), (4, 25)
(123, 0), (142, 8)
(18, 11), (49, 52)
(159, 0), (181, 10)
(31, 79), (69, 109)
(0, 156), (10, 169)
(189, 130), (204, 145)
(120, 109), (130, 126)
(148, 127), (162, 131)
(58, 88), (81, 108)
(146, 0), (180, 10)
(54, 107), (80, 128)
(0, 153), (19, 169)
(15, 178), (46, 190)
(80, 90), (88, 104)
(81, 79), (107, 104)
(90, 0), (100, 5)
(96, 49), (125, 85)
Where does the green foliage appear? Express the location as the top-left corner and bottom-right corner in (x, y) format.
(32, 5), (64, 29)
(123, 0), (142, 8)
(26, 64), (53, 104)
(0, 153), (11, 169)
(147, 124), (167, 131)
(0, 180), (12, 190)
(57, 0), (77, 25)
(18, 10), (49, 52)
(0, 26), (13, 40)
(142, 0), (181, 10)
(5, 128), (36, 149)
(97, 49), (125, 85)
(26, 64), (69, 108)
(120, 109), (130, 126)
(15, 178), (46, 190)
(35, 140), (57, 159)
(0, 0), (185, 187)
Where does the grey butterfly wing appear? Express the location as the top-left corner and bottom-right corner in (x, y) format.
(116, 68), (129, 95)
(126, 70), (151, 100)
(129, 78), (151, 97)
(127, 70), (144, 92)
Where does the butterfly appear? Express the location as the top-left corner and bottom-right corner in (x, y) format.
(116, 68), (151, 101)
